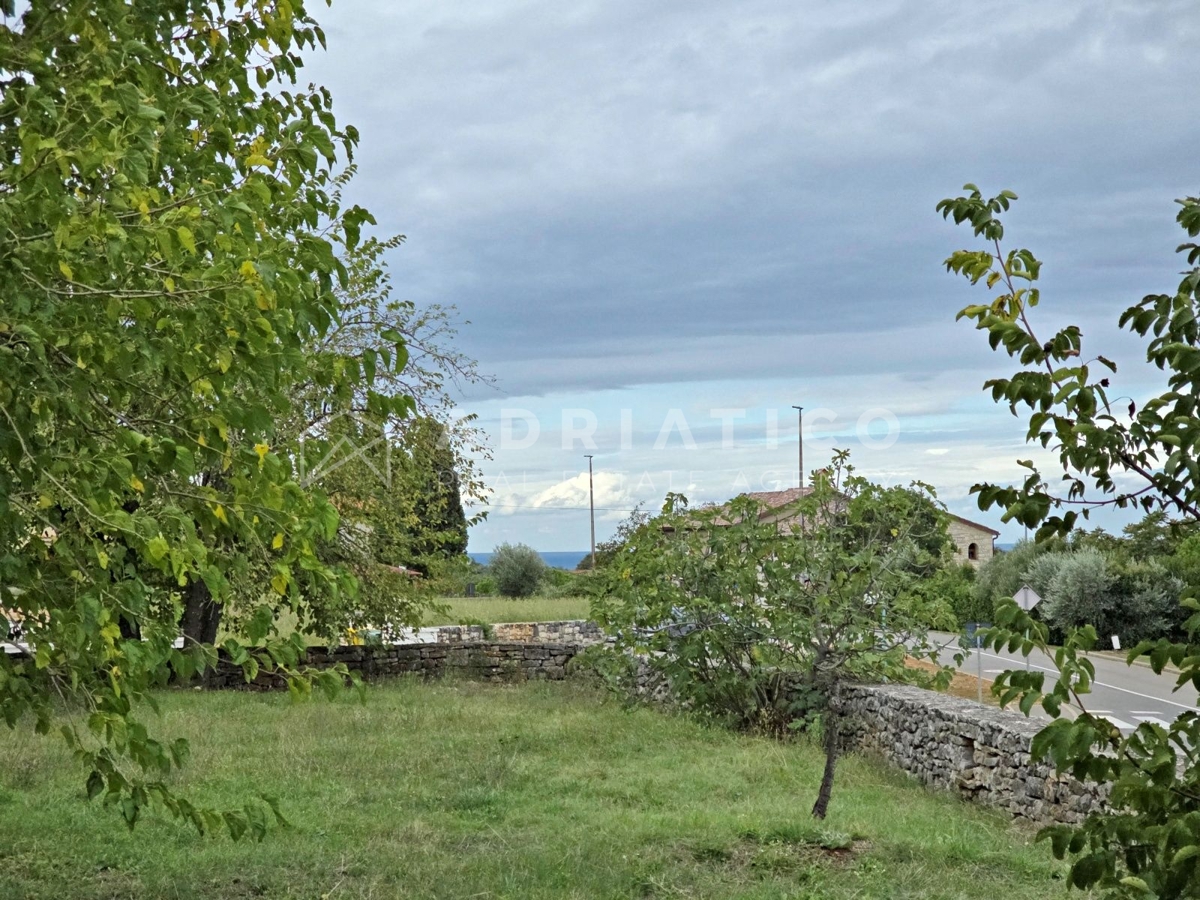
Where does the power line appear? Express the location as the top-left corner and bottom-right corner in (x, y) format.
(472, 503), (646, 513)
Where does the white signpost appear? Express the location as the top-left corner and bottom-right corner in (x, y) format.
(1012, 585), (1042, 671)
(1013, 585), (1042, 612)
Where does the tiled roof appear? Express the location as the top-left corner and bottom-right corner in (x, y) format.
(739, 487), (815, 509)
(706, 486), (817, 531)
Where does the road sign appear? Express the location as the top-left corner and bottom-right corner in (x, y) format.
(1013, 585), (1041, 611)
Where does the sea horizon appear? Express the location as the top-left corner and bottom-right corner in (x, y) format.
(469, 550), (589, 571)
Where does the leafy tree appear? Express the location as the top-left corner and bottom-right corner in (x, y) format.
(489, 543), (546, 598)
(579, 503), (652, 571)
(970, 538), (1058, 619)
(0, 0), (406, 837)
(903, 562), (979, 629)
(315, 228), (491, 517)
(942, 184), (1200, 895)
(1040, 549), (1117, 637)
(593, 451), (955, 819)
(295, 413), (470, 642)
(1110, 559), (1186, 646)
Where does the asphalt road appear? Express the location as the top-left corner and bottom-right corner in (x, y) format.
(930, 631), (1199, 732)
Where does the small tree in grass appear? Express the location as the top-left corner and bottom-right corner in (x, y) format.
(593, 451), (956, 819)
(489, 543), (546, 598)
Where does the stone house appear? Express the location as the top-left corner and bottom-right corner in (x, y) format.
(946, 514), (999, 567)
(715, 489), (998, 566)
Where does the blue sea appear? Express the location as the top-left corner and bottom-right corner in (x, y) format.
(470, 551), (589, 571)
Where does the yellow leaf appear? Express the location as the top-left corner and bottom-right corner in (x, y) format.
(164, 276), (176, 293)
(213, 505), (228, 525)
(58, 260), (73, 280)
(176, 226), (196, 255)
(37, 494), (54, 509)
(271, 572), (288, 596)
(239, 260), (258, 280)
(245, 152), (273, 169)
(97, 549), (109, 570)
(130, 475), (145, 493)
(272, 533), (284, 550)
(255, 290), (271, 311)
(254, 442), (269, 463)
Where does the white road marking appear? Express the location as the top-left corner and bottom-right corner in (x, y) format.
(1096, 715), (1136, 731)
(966, 649), (1198, 712)
(1134, 715), (1172, 727)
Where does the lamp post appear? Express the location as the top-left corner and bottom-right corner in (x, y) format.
(791, 405), (804, 489)
(584, 454), (596, 569)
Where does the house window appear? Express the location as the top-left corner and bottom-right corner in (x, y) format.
(967, 542), (978, 561)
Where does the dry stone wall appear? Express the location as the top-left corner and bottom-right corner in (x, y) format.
(838, 683), (1106, 823)
(207, 641), (581, 690)
(434, 620), (607, 647)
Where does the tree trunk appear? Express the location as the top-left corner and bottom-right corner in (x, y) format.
(181, 577), (221, 647)
(811, 685), (841, 820)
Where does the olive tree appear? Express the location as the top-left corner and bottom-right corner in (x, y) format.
(489, 543), (547, 598)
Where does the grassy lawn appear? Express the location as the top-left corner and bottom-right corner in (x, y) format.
(0, 681), (1071, 900)
(424, 595), (592, 625)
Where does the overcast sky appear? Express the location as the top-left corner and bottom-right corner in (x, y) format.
(305, 1), (1199, 553)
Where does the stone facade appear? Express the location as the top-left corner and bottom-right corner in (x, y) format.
(948, 514), (999, 567)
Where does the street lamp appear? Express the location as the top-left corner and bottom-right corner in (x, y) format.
(791, 405), (804, 489)
(584, 455), (596, 569)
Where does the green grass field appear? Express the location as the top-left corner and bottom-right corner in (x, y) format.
(0, 680), (1071, 899)
(425, 594), (592, 625)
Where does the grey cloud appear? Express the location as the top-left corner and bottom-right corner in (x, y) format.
(308, 0), (1200, 398)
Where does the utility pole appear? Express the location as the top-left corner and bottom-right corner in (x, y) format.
(791, 405), (804, 489)
(584, 454), (596, 569)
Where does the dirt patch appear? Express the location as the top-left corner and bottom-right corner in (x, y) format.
(905, 657), (998, 706)
(688, 826), (867, 874)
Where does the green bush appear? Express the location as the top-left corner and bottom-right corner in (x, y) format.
(1036, 550), (1185, 646)
(1111, 559), (1186, 645)
(1040, 549), (1115, 638)
(488, 543), (546, 598)
(1019, 550), (1068, 601)
(905, 564), (978, 628)
(970, 538), (1061, 619)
